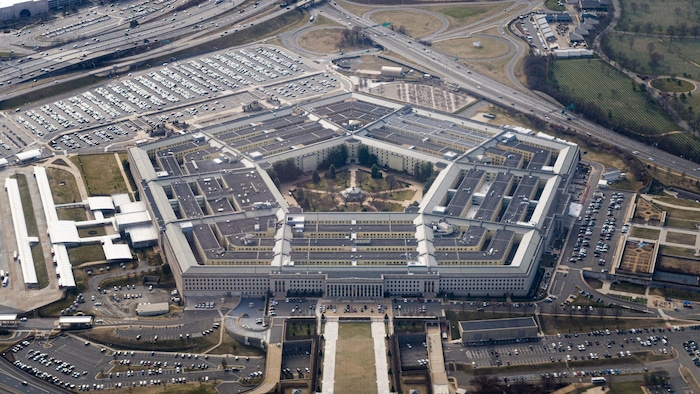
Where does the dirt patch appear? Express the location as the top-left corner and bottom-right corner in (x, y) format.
(633, 196), (663, 224)
(618, 240), (655, 274)
(297, 28), (354, 53)
(657, 255), (700, 276)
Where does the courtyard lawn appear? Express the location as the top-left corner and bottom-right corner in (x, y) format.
(335, 323), (377, 394)
(46, 168), (83, 204)
(70, 154), (129, 196)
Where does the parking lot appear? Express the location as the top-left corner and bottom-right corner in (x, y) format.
(7, 335), (242, 391)
(397, 333), (430, 369)
(280, 341), (312, 380)
(445, 324), (695, 369)
(2, 44), (332, 161)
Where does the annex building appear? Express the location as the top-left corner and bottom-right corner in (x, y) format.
(128, 93), (579, 300)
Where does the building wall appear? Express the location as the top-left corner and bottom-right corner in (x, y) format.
(0, 0), (48, 21)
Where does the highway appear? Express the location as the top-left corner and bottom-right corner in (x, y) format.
(312, 0), (700, 180)
(1, 0), (698, 181)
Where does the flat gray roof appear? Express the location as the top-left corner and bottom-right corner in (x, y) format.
(459, 317), (537, 332)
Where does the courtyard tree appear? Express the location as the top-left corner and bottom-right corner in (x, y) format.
(312, 170), (321, 183)
(326, 164), (336, 179)
(385, 174), (397, 192)
(371, 164), (382, 179)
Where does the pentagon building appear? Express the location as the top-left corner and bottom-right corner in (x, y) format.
(128, 93), (579, 300)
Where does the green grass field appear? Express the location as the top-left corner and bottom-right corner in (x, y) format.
(651, 78), (695, 93)
(70, 154), (129, 196)
(629, 227), (660, 239)
(46, 168), (83, 204)
(617, 0), (698, 34)
(604, 33), (700, 79)
(67, 244), (106, 266)
(550, 59), (678, 134)
(335, 323), (376, 394)
(57, 207), (88, 222)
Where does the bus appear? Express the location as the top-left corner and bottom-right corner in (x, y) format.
(591, 377), (606, 385)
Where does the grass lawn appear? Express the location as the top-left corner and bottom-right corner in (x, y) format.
(657, 255), (700, 276)
(46, 167), (83, 204)
(78, 226), (108, 238)
(369, 11), (442, 38)
(67, 244), (106, 265)
(604, 32), (700, 81)
(659, 245), (697, 257)
(663, 206), (700, 230)
(610, 281), (647, 295)
(336, 323), (376, 394)
(427, 3), (512, 30)
(649, 287), (700, 302)
(335, 0), (373, 19)
(377, 189), (415, 201)
(664, 231), (696, 245)
(586, 278), (604, 289)
(617, 0), (698, 34)
(56, 207), (88, 221)
(12, 174), (38, 236)
(544, 0), (565, 11)
(432, 37), (510, 60)
(607, 379), (644, 394)
(70, 154), (129, 196)
(651, 78), (695, 93)
(298, 28), (364, 54)
(629, 227), (660, 239)
(550, 59), (677, 135)
(31, 243), (49, 289)
(654, 196), (700, 208)
(286, 320), (316, 340)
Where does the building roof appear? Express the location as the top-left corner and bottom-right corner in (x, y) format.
(136, 302), (170, 314)
(16, 149), (42, 161)
(112, 193), (132, 208)
(125, 224), (158, 244)
(115, 211), (152, 229)
(88, 196), (115, 211)
(459, 317), (537, 332)
(118, 201), (148, 214)
(48, 221), (81, 244)
(102, 241), (133, 261)
(5, 177), (38, 285)
(0, 314), (18, 321)
(59, 316), (94, 324)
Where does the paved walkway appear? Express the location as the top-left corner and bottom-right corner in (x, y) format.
(321, 318), (339, 394)
(371, 320), (390, 394)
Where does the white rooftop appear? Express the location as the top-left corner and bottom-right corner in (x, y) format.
(115, 211), (151, 229)
(102, 240), (133, 261)
(111, 193), (132, 208)
(48, 221), (80, 244)
(118, 200), (147, 214)
(88, 196), (115, 211)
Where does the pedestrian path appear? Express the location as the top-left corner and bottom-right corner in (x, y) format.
(321, 319), (339, 394)
(371, 320), (390, 394)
